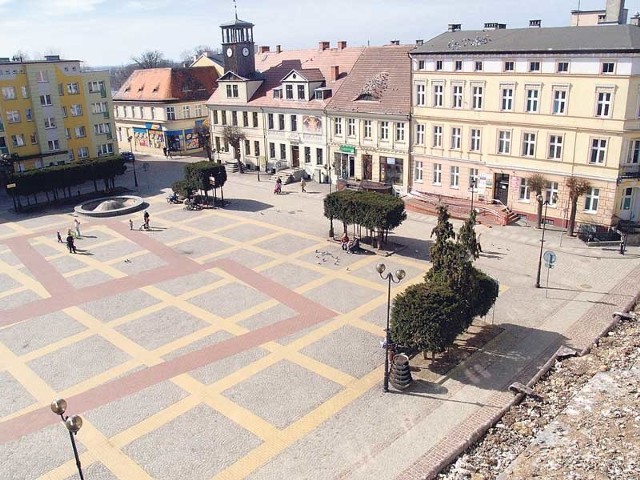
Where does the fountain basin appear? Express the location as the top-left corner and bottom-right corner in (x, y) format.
(74, 195), (146, 217)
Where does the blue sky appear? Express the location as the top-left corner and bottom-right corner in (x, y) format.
(0, 0), (638, 66)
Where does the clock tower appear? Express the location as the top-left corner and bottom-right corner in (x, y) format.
(220, 17), (257, 78)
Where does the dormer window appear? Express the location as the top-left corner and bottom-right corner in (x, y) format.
(226, 84), (239, 98)
(314, 88), (331, 100)
(285, 85), (293, 99)
(273, 87), (282, 99)
(297, 85), (305, 100)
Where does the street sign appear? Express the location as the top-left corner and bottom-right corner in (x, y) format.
(543, 250), (556, 266)
(6, 183), (16, 189)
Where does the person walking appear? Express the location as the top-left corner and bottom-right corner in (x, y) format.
(143, 210), (150, 230)
(129, 219), (134, 231)
(163, 146), (168, 158)
(66, 233), (76, 253)
(57, 231), (63, 243)
(300, 178), (307, 193)
(74, 218), (81, 237)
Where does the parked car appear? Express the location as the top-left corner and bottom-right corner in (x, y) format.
(121, 151), (135, 162)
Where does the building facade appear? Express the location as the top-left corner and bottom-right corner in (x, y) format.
(410, 23), (640, 226)
(0, 55), (116, 172)
(113, 67), (218, 155)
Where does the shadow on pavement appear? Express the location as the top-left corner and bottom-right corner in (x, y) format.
(386, 235), (432, 261)
(222, 199), (273, 212)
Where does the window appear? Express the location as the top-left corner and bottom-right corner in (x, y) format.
(450, 166), (459, 187)
(475, 61), (483, 71)
(454, 60), (463, 71)
(87, 80), (105, 93)
(91, 102), (107, 114)
(548, 135), (564, 159)
(304, 146), (311, 163)
(380, 121), (389, 140)
(364, 120), (372, 139)
(414, 160), (423, 181)
(226, 84), (239, 98)
(470, 128), (481, 151)
(497, 130), (511, 154)
(78, 147), (89, 159)
(40, 94), (52, 106)
(602, 62), (615, 74)
(621, 187), (633, 210)
(418, 60), (425, 70)
(1, 86), (16, 99)
(242, 111), (248, 127)
(75, 126), (86, 138)
(68, 150), (74, 161)
(433, 163), (442, 184)
(416, 124), (425, 145)
(285, 84), (293, 99)
(553, 89), (567, 114)
(48, 139), (60, 151)
(526, 88), (539, 113)
(280, 143), (286, 159)
(11, 134), (25, 147)
(231, 110), (238, 126)
(67, 82), (79, 94)
(291, 115), (298, 131)
(522, 132), (536, 156)
(519, 178), (530, 201)
(501, 87), (514, 111)
(6, 110), (20, 123)
(94, 123), (110, 134)
(278, 114), (285, 130)
(44, 117), (56, 129)
(584, 187), (600, 212)
(183, 105), (191, 119)
(21, 86), (29, 98)
(557, 62), (569, 73)
(472, 85), (483, 110)
(590, 138), (607, 164)
(215, 137), (221, 153)
(348, 118), (356, 136)
(62, 106), (67, 117)
(254, 141), (260, 157)
(269, 142), (275, 158)
(220, 110), (227, 125)
(334, 117), (342, 135)
(166, 106), (175, 120)
(268, 113), (274, 129)
(450, 127), (461, 149)
(65, 128), (71, 139)
(316, 148), (323, 165)
(150, 107), (156, 119)
(433, 125), (443, 147)
(244, 139), (251, 156)
(213, 110), (219, 124)
(435, 60), (443, 71)
(25, 109), (32, 121)
(452, 85), (463, 108)
(297, 85), (305, 100)
(469, 168), (479, 189)
(529, 61), (541, 72)
(252, 112), (258, 127)
(630, 140), (640, 163)
(273, 88), (282, 99)
(433, 83), (444, 107)
(504, 61), (514, 72)
(595, 90), (612, 117)
(37, 71), (48, 82)
(98, 143), (114, 156)
(545, 182), (559, 206)
(395, 122), (405, 141)
(70, 104), (83, 116)
(415, 83), (425, 106)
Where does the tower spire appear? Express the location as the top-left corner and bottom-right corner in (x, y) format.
(234, 0), (238, 20)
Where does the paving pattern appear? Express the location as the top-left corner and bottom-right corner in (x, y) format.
(1, 163), (639, 480)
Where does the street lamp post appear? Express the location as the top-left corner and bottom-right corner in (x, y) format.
(470, 178), (477, 215)
(376, 263), (406, 392)
(51, 399), (85, 480)
(535, 194), (557, 288)
(128, 136), (138, 187)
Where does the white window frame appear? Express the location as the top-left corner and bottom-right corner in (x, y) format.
(166, 106), (176, 120)
(469, 168), (479, 190)
(70, 104), (83, 116)
(548, 135), (563, 160)
(433, 163), (442, 185)
(525, 87), (540, 113)
(584, 187), (600, 212)
(347, 118), (356, 137)
(414, 160), (423, 182)
(334, 117), (343, 135)
(545, 181), (559, 206)
(415, 82), (426, 106)
(66, 82), (79, 94)
(75, 126), (86, 138)
(552, 87), (568, 115)
(415, 124), (425, 145)
(471, 85), (483, 110)
(621, 187), (633, 210)
(450, 126), (461, 150)
(497, 130), (511, 154)
(40, 94), (52, 106)
(433, 125), (443, 148)
(433, 82), (444, 107)
(522, 132), (537, 157)
(47, 139), (60, 151)
(450, 166), (459, 188)
(629, 139), (640, 164)
(44, 117), (56, 129)
(500, 85), (514, 111)
(452, 84), (463, 108)
(183, 105), (191, 119)
(590, 138), (607, 164)
(2, 86), (16, 100)
(595, 88), (613, 118)
(364, 120), (372, 139)
(395, 122), (405, 142)
(470, 128), (481, 152)
(601, 62), (616, 74)
(519, 178), (530, 201)
(380, 121), (389, 140)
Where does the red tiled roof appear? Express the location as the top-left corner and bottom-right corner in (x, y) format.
(288, 68), (325, 82)
(208, 46), (365, 109)
(113, 67), (218, 102)
(326, 45), (412, 116)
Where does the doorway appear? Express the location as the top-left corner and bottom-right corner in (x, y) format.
(362, 155), (372, 180)
(291, 146), (300, 168)
(494, 173), (509, 206)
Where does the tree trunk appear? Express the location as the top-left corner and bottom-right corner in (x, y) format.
(568, 198), (578, 236)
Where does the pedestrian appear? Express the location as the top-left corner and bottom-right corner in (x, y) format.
(57, 231), (63, 243)
(143, 210), (150, 230)
(340, 232), (349, 251)
(163, 146), (168, 158)
(300, 178), (306, 193)
(477, 232), (483, 253)
(129, 219), (134, 231)
(66, 233), (76, 253)
(74, 218), (81, 237)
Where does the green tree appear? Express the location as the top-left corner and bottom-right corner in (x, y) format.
(527, 173), (547, 229)
(222, 125), (246, 173)
(566, 176), (591, 237)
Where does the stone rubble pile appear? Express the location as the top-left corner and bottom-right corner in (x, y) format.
(437, 309), (640, 480)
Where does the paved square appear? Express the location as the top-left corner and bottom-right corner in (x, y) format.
(189, 282), (271, 318)
(0, 371), (36, 417)
(79, 290), (161, 323)
(303, 278), (381, 314)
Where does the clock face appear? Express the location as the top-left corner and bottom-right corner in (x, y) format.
(226, 48), (233, 58)
(242, 47), (250, 57)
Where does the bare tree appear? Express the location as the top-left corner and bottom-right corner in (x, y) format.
(222, 125), (246, 173)
(180, 45), (216, 65)
(131, 50), (171, 69)
(194, 119), (212, 161)
(527, 173), (548, 229)
(566, 176), (591, 236)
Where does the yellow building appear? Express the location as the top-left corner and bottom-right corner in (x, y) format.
(410, 21), (640, 227)
(0, 55), (116, 172)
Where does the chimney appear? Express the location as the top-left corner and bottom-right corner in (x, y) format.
(529, 19), (541, 28)
(259, 46), (270, 53)
(330, 65), (340, 81)
(44, 55), (60, 61)
(319, 41), (330, 51)
(448, 23), (462, 32)
(631, 12), (640, 26)
(337, 40), (347, 50)
(276, 45), (282, 53)
(483, 22), (506, 30)
(390, 40), (400, 45)
(605, 0), (627, 24)
(415, 39), (424, 46)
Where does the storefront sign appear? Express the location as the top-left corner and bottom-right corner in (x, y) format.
(339, 145), (355, 154)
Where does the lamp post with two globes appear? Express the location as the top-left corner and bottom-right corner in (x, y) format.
(51, 398), (85, 480)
